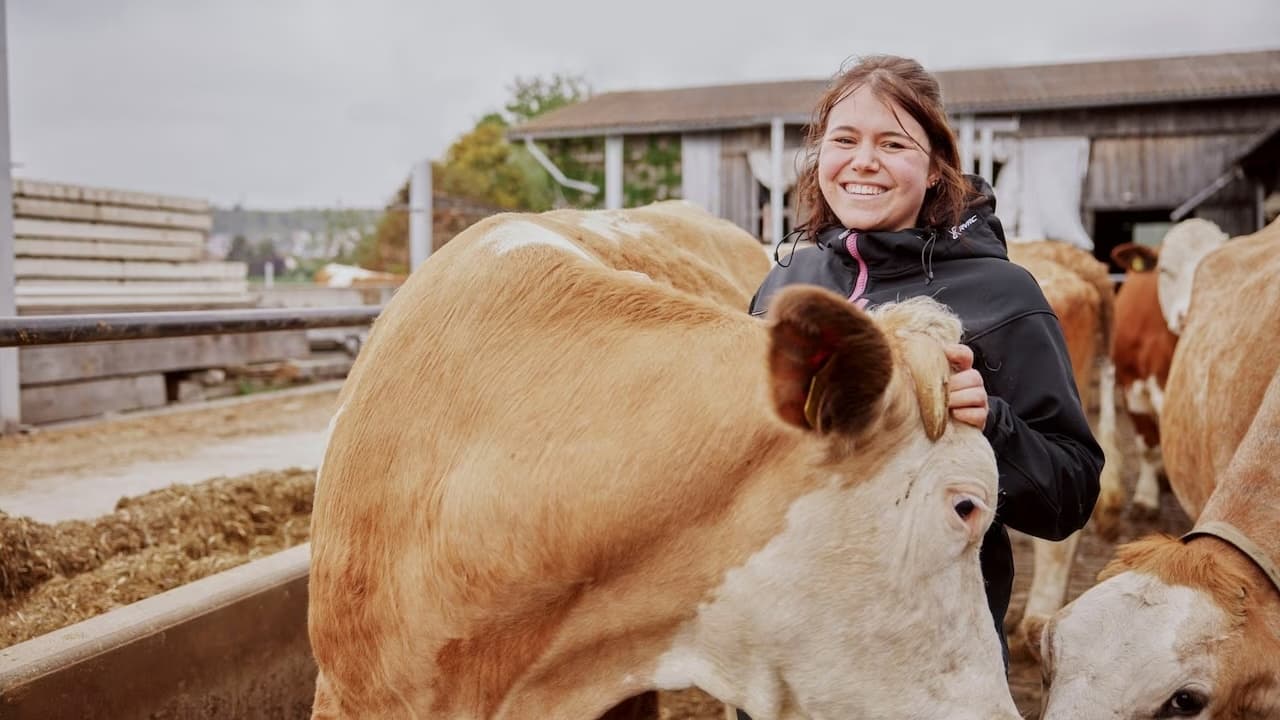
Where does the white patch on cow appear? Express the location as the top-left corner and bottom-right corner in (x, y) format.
(651, 431), (1020, 719)
(1146, 376), (1166, 416)
(1124, 374), (1165, 416)
(1041, 571), (1227, 720)
(315, 402), (346, 488)
(576, 212), (655, 243)
(1157, 219), (1229, 335)
(1133, 435), (1163, 513)
(487, 220), (598, 263)
(618, 270), (652, 283)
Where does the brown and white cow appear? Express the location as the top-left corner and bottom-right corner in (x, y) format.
(1034, 217), (1280, 719)
(307, 201), (1021, 719)
(1005, 240), (1123, 648)
(1110, 242), (1179, 518)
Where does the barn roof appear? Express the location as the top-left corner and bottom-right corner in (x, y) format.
(510, 48), (1280, 140)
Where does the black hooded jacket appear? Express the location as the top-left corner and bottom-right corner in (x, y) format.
(749, 176), (1103, 648)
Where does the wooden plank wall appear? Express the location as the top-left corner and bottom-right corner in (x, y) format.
(9, 180), (310, 425)
(12, 179), (254, 314)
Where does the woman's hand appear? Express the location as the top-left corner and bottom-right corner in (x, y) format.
(944, 344), (988, 429)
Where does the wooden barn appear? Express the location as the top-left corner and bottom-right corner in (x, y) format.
(509, 48), (1280, 267)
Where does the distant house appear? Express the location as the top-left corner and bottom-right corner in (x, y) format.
(510, 49), (1280, 267)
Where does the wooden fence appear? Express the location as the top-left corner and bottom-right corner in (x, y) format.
(8, 180), (314, 425)
(12, 179), (253, 313)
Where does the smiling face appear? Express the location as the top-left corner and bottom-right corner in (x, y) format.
(818, 85), (937, 232)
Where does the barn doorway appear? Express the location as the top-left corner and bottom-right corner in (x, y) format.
(1091, 209), (1176, 273)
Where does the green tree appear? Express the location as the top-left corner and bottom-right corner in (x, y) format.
(435, 75), (592, 212)
(226, 234), (249, 263)
(435, 114), (536, 209)
(505, 74), (590, 123)
(360, 74), (592, 269)
(353, 181), (410, 274)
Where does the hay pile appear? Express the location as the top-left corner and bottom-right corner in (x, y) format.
(0, 468), (314, 649)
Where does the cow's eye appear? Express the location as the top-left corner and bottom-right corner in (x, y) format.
(954, 499), (976, 519)
(1158, 689), (1207, 717)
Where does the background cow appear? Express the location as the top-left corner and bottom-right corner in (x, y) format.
(1004, 240), (1123, 650)
(1034, 217), (1280, 719)
(308, 202), (1020, 719)
(1110, 241), (1179, 518)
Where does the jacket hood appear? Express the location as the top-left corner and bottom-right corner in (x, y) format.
(819, 174), (1009, 280)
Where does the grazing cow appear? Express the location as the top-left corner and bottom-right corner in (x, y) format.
(1034, 218), (1280, 719)
(1109, 242), (1179, 518)
(308, 201), (1021, 719)
(1004, 240), (1122, 648)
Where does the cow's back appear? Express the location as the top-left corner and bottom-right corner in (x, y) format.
(309, 204), (777, 716)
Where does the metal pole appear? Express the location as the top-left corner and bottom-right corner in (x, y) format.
(0, 306), (383, 348)
(770, 117), (785, 246)
(0, 1), (19, 430)
(409, 159), (432, 271)
(604, 135), (623, 210)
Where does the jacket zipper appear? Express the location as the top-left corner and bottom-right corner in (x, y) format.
(842, 229), (870, 309)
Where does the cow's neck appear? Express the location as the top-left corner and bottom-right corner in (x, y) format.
(486, 425), (927, 718)
(1196, 373), (1280, 596)
(1179, 533), (1280, 645)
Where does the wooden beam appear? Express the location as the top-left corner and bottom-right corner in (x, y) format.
(19, 331), (309, 385)
(15, 218), (205, 246)
(958, 115), (976, 175)
(15, 258), (246, 281)
(15, 237), (204, 261)
(979, 126), (995, 182)
(20, 373), (167, 425)
(14, 178), (209, 213)
(15, 197), (213, 232)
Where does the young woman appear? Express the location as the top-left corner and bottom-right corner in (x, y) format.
(749, 55), (1103, 665)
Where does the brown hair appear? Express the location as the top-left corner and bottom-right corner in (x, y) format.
(794, 55), (977, 237)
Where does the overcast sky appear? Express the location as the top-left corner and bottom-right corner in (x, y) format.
(7, 0), (1278, 209)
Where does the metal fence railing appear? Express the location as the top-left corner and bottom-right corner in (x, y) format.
(0, 306), (383, 348)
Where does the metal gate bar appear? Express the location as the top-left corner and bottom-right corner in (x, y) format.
(0, 306), (383, 348)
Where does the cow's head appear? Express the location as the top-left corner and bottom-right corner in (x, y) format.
(1032, 534), (1280, 720)
(664, 286), (1016, 719)
(1156, 219), (1229, 335)
(1112, 242), (1160, 274)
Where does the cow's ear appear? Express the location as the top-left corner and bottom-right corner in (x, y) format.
(897, 334), (949, 441)
(1111, 243), (1159, 273)
(766, 286), (893, 434)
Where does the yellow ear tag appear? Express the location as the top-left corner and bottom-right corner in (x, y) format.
(1133, 257), (1146, 271)
(803, 357), (836, 430)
